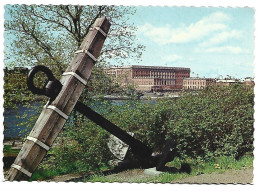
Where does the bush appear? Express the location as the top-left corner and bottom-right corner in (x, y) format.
(48, 84), (254, 173)
(167, 85), (254, 160)
(104, 84), (254, 160)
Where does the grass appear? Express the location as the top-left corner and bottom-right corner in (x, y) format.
(82, 155), (253, 183)
(29, 167), (82, 181)
(21, 154), (254, 182)
(4, 143), (253, 183)
(29, 162), (82, 181)
(30, 169), (63, 181)
(151, 155), (253, 183)
(3, 145), (20, 157)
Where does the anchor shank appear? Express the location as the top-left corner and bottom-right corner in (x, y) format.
(75, 101), (153, 159)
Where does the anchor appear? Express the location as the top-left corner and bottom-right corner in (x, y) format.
(7, 18), (190, 181)
(27, 65), (178, 172)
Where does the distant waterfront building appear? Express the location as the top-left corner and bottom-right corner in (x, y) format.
(4, 67), (29, 85)
(243, 78), (254, 87)
(216, 79), (241, 86)
(4, 66), (29, 74)
(105, 65), (190, 92)
(183, 77), (216, 90)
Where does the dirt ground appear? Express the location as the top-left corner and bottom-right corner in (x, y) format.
(3, 167), (253, 184)
(105, 168), (254, 184)
(105, 169), (154, 182)
(171, 168), (253, 184)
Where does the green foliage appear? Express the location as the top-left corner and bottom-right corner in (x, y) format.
(31, 154), (254, 182)
(3, 145), (19, 154)
(3, 145), (20, 157)
(47, 84), (253, 176)
(4, 5), (145, 94)
(168, 85), (254, 160)
(82, 155), (253, 183)
(41, 101), (114, 174)
(3, 68), (42, 109)
(30, 155), (82, 181)
(4, 4), (143, 141)
(4, 5), (143, 134)
(4, 6), (254, 180)
(109, 84), (254, 160)
(3, 8), (254, 171)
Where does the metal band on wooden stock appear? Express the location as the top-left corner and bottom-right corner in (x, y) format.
(26, 136), (50, 151)
(44, 105), (69, 120)
(75, 49), (97, 62)
(91, 26), (107, 37)
(11, 164), (32, 177)
(7, 17), (111, 181)
(62, 72), (87, 85)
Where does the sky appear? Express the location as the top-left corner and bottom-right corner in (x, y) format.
(3, 6), (255, 79)
(130, 7), (255, 79)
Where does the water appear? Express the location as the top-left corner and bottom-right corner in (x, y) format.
(4, 102), (42, 138)
(3, 100), (156, 138)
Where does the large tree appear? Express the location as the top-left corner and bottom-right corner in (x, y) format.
(4, 4), (145, 141)
(4, 5), (144, 144)
(5, 5), (144, 95)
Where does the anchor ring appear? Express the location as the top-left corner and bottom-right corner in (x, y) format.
(27, 65), (56, 96)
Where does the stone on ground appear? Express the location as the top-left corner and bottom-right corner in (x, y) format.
(143, 167), (163, 176)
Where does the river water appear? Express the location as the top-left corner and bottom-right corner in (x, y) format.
(3, 100), (156, 139)
(3, 102), (42, 138)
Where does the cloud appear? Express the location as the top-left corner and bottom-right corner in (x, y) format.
(139, 12), (230, 45)
(199, 30), (242, 47)
(188, 58), (196, 61)
(204, 46), (244, 54)
(163, 54), (182, 62)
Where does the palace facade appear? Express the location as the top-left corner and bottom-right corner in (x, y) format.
(183, 77), (216, 90)
(105, 65), (190, 92)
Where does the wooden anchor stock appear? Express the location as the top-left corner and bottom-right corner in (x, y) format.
(7, 17), (176, 181)
(7, 17), (111, 181)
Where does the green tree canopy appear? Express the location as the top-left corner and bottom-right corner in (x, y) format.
(4, 5), (144, 97)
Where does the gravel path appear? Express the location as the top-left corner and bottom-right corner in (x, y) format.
(105, 169), (153, 182)
(4, 167), (253, 183)
(105, 168), (253, 184)
(172, 168), (253, 184)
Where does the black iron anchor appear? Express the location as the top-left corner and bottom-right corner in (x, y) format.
(27, 65), (184, 172)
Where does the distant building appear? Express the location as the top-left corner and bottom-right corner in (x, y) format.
(4, 67), (29, 74)
(216, 79), (241, 86)
(183, 77), (216, 90)
(4, 67), (30, 93)
(243, 78), (254, 87)
(105, 65), (190, 92)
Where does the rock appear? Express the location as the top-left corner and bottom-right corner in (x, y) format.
(143, 167), (163, 176)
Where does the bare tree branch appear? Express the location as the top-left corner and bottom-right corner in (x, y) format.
(30, 6), (74, 35)
(82, 6), (106, 39)
(5, 5), (145, 73)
